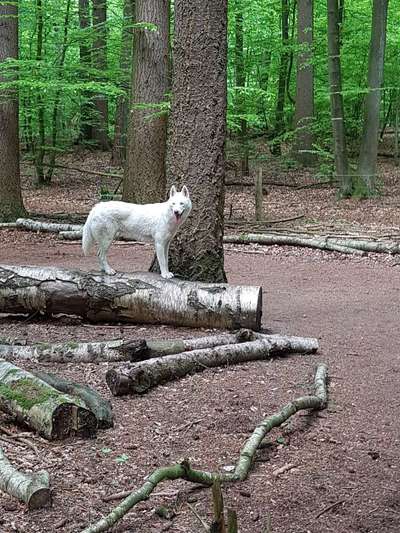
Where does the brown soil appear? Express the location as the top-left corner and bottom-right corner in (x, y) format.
(0, 152), (399, 533)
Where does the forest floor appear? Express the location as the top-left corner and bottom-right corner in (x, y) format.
(0, 150), (399, 533)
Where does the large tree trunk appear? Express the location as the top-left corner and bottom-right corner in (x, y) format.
(357, 0), (389, 196)
(0, 448), (50, 509)
(92, 0), (110, 150)
(0, 1), (26, 221)
(123, 0), (169, 203)
(0, 265), (262, 330)
(327, 0), (351, 197)
(293, 0), (315, 166)
(160, 0), (228, 282)
(106, 335), (319, 395)
(271, 0), (290, 156)
(111, 0), (135, 166)
(0, 360), (97, 440)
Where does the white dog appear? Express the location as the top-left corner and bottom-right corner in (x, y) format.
(82, 185), (192, 278)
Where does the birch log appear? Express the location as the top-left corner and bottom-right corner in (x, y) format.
(0, 360), (97, 439)
(0, 265), (262, 330)
(0, 330), (255, 364)
(106, 334), (318, 396)
(0, 448), (51, 509)
(16, 218), (82, 233)
(30, 370), (113, 429)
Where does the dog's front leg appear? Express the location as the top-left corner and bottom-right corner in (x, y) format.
(156, 240), (173, 279)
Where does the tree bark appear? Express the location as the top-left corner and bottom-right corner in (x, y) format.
(30, 370), (113, 429)
(111, 0), (135, 166)
(0, 1), (26, 221)
(123, 0), (169, 203)
(81, 364), (328, 533)
(357, 0), (389, 195)
(106, 335), (318, 395)
(0, 265), (263, 330)
(16, 218), (82, 233)
(159, 0), (228, 282)
(0, 448), (50, 509)
(294, 0), (315, 165)
(0, 360), (97, 440)
(327, 0), (351, 197)
(92, 0), (110, 150)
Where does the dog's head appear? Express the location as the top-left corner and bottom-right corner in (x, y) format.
(168, 185), (192, 224)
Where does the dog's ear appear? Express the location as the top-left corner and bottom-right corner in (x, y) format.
(169, 185), (177, 198)
(181, 185), (190, 198)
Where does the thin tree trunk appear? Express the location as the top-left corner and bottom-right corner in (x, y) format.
(158, 0), (228, 282)
(123, 0), (169, 203)
(92, 0), (110, 150)
(0, 0), (26, 221)
(294, 0), (315, 166)
(271, 0), (289, 156)
(111, 0), (134, 166)
(35, 0), (46, 184)
(46, 0), (72, 181)
(357, 0), (389, 196)
(234, 2), (249, 176)
(327, 0), (351, 196)
(79, 0), (93, 141)
(395, 90), (399, 167)
(256, 51), (272, 131)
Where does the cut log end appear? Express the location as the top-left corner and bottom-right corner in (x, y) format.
(27, 484), (51, 510)
(106, 371), (132, 397)
(52, 403), (97, 440)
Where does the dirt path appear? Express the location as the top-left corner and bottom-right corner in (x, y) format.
(0, 232), (399, 532)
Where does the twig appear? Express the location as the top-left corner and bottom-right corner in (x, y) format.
(0, 425), (39, 455)
(272, 462), (297, 477)
(314, 499), (345, 519)
(187, 502), (210, 532)
(176, 418), (205, 433)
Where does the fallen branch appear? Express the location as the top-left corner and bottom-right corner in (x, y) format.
(16, 218), (82, 233)
(106, 334), (319, 396)
(81, 363), (328, 533)
(26, 162), (122, 179)
(0, 265), (262, 330)
(224, 233), (366, 255)
(30, 370), (113, 429)
(0, 359), (97, 440)
(0, 447), (50, 509)
(0, 425), (39, 455)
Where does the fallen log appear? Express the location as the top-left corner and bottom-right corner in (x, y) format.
(30, 371), (113, 429)
(106, 334), (318, 396)
(224, 233), (366, 255)
(0, 330), (255, 364)
(16, 218), (82, 233)
(0, 360), (97, 440)
(0, 265), (262, 330)
(81, 363), (328, 533)
(0, 448), (50, 509)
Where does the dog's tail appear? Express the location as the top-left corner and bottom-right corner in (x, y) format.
(82, 212), (95, 256)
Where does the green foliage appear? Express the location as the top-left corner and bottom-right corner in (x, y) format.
(0, 376), (59, 410)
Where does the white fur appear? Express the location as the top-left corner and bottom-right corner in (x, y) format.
(82, 185), (192, 278)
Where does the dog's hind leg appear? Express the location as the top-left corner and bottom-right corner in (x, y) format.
(95, 225), (118, 276)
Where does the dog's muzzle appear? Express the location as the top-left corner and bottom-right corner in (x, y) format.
(174, 210), (183, 222)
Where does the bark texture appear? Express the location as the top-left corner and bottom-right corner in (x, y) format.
(123, 0), (169, 203)
(0, 265), (262, 330)
(30, 370), (113, 429)
(357, 0), (389, 195)
(81, 363), (328, 533)
(162, 0), (228, 282)
(0, 1), (26, 221)
(0, 360), (97, 440)
(106, 335), (318, 396)
(0, 448), (50, 509)
(327, 0), (351, 197)
(294, 0), (315, 165)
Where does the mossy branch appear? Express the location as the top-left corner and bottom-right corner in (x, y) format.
(81, 363), (328, 533)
